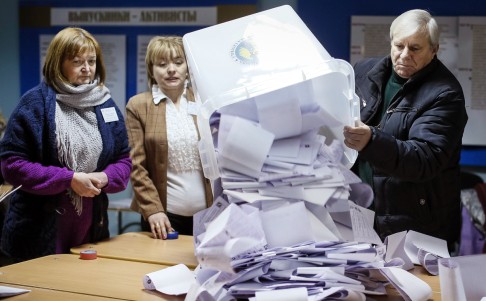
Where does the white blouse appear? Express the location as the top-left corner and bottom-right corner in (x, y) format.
(163, 89), (206, 216)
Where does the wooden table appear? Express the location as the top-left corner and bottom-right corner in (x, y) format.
(71, 231), (198, 269)
(70, 232), (442, 300)
(0, 254), (183, 301)
(0, 253), (441, 301)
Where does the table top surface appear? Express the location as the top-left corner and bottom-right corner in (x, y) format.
(6, 231), (442, 301)
(0, 254), (183, 301)
(71, 231), (198, 269)
(70, 232), (441, 300)
(0, 253), (441, 301)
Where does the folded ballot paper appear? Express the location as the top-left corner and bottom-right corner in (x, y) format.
(141, 5), (434, 301)
(385, 230), (451, 274)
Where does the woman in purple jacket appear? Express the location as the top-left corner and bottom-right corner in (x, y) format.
(0, 27), (131, 262)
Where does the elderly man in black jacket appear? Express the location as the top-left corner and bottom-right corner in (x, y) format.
(343, 9), (468, 250)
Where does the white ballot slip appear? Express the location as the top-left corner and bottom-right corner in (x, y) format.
(380, 267), (432, 301)
(260, 201), (313, 248)
(385, 231), (414, 270)
(404, 230), (450, 265)
(143, 264), (195, 295)
(0, 286), (30, 298)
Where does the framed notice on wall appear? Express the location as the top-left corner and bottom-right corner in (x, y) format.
(457, 17), (486, 146)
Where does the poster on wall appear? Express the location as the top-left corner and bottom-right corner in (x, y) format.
(457, 17), (486, 146)
(350, 16), (393, 66)
(39, 34), (127, 116)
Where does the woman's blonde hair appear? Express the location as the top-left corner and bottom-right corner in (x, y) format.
(43, 27), (106, 92)
(145, 36), (186, 88)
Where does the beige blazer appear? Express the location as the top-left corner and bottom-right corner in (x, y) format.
(125, 88), (213, 220)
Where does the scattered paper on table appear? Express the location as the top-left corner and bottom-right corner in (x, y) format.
(0, 285), (30, 297)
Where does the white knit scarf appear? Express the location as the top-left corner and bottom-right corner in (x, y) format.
(55, 79), (111, 215)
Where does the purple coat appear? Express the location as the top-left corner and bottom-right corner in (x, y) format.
(0, 81), (131, 261)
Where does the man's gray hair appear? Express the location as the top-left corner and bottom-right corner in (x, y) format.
(390, 9), (439, 48)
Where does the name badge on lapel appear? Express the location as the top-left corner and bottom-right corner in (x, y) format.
(101, 107), (119, 123)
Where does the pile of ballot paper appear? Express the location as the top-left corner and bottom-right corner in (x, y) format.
(170, 5), (438, 301)
(193, 92), (381, 250)
(185, 96), (402, 300)
(142, 229), (476, 301)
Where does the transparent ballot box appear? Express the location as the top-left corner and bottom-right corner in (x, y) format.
(183, 5), (359, 181)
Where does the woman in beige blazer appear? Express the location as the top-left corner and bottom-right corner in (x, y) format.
(125, 36), (212, 239)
